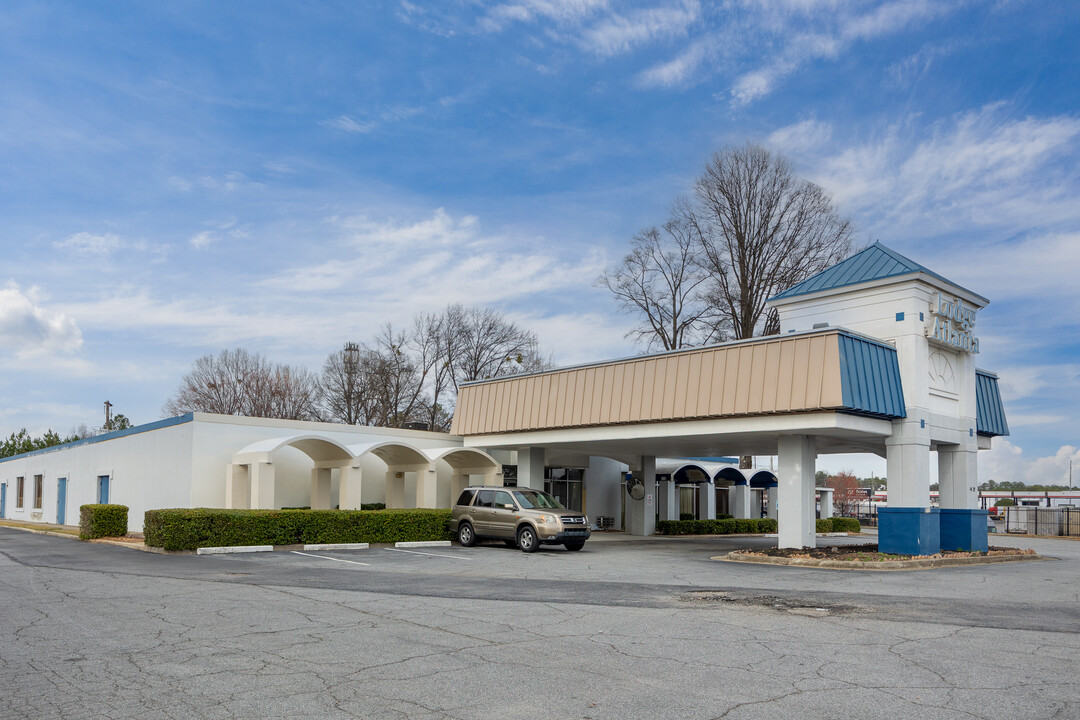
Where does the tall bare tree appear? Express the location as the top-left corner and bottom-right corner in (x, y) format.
(320, 342), (375, 425)
(448, 305), (551, 388)
(692, 143), (854, 338)
(163, 348), (319, 420)
(597, 201), (723, 350)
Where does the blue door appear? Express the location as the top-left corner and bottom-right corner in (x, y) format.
(1, 483), (6, 518)
(57, 478), (67, 525)
(97, 475), (110, 504)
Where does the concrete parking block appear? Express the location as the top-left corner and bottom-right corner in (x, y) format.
(394, 540), (452, 548)
(302, 543), (369, 551)
(196, 545), (274, 555)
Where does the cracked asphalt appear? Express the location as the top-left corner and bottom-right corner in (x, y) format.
(1, 528), (1078, 720)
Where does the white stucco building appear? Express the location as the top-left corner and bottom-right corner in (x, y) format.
(0, 243), (1008, 550)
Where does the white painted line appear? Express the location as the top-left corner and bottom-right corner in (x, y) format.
(197, 545), (273, 555)
(291, 550), (370, 566)
(302, 543), (370, 551)
(385, 548), (471, 561)
(394, 540), (452, 548)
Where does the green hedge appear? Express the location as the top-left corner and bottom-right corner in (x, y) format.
(143, 508), (453, 551)
(656, 518), (778, 535)
(831, 517), (861, 533)
(815, 518), (863, 533)
(80, 504), (128, 539)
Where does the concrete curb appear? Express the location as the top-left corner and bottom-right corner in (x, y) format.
(717, 551), (1044, 571)
(90, 538), (170, 554)
(0, 523), (80, 540)
(302, 543), (370, 551)
(197, 545), (274, 555)
(395, 540), (452, 548)
(763, 532), (856, 538)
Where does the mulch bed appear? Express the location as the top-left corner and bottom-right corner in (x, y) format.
(745, 543), (1035, 562)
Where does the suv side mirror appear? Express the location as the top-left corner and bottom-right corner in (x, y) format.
(501, 503), (515, 510)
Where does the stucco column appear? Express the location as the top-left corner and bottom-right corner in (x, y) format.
(450, 473), (468, 504)
(886, 418), (932, 508)
(482, 468), (500, 486)
(516, 447), (545, 490)
(250, 461), (275, 510)
(818, 487), (834, 519)
(225, 464), (250, 509)
(658, 479), (677, 522)
(698, 482), (715, 520)
(732, 483), (752, 519)
(626, 456), (657, 536)
(766, 486), (778, 520)
(310, 468), (332, 510)
(415, 467), (438, 509)
(339, 466), (363, 510)
(778, 435), (817, 548)
(385, 468), (405, 508)
(938, 446), (978, 509)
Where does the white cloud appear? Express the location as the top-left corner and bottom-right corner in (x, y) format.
(189, 231), (216, 249)
(803, 104), (1080, 238)
(323, 115), (378, 134)
(0, 283), (82, 356)
(579, 1), (699, 57)
(726, 0), (956, 106)
(54, 232), (122, 255)
(479, 0), (609, 33)
(980, 439), (1080, 487)
(766, 119), (832, 151)
(636, 38), (713, 88)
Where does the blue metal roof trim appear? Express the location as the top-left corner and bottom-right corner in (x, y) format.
(0, 413), (195, 464)
(975, 371), (1009, 437)
(836, 333), (907, 419)
(771, 242), (987, 303)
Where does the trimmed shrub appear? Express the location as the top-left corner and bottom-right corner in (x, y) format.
(816, 518), (833, 533)
(80, 504), (128, 539)
(143, 508), (453, 551)
(831, 517), (861, 533)
(679, 512), (696, 521)
(717, 513), (734, 520)
(656, 517), (777, 535)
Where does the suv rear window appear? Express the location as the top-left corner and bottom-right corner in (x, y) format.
(476, 489), (496, 508)
(455, 489), (478, 507)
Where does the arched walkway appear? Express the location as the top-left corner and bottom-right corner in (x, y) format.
(228, 435), (355, 510)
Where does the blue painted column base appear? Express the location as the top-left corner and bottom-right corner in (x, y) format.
(939, 509), (989, 552)
(879, 507), (940, 555)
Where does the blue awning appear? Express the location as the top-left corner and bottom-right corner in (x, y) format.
(836, 332), (907, 419)
(975, 370), (1009, 437)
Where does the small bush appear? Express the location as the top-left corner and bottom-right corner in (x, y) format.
(80, 504), (128, 540)
(816, 518), (833, 533)
(143, 508), (452, 551)
(831, 517), (861, 533)
(656, 517), (776, 535)
(717, 513), (733, 520)
(679, 512), (696, 521)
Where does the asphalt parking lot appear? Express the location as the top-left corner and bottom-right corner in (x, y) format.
(2, 528), (1078, 720)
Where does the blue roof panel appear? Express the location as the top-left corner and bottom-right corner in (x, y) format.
(975, 371), (1009, 437)
(836, 332), (907, 419)
(771, 242), (987, 302)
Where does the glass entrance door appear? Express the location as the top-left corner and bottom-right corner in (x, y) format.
(544, 467), (583, 512)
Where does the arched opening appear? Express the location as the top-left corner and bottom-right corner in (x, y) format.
(349, 441), (434, 510)
(229, 435), (356, 510)
(426, 448), (501, 507)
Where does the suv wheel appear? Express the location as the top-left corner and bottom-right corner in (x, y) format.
(517, 526), (540, 553)
(457, 522), (477, 547)
(564, 542), (585, 551)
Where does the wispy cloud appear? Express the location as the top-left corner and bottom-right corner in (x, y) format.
(53, 232), (123, 255)
(579, 1), (699, 57)
(479, 0), (610, 33)
(636, 37), (713, 88)
(323, 115), (379, 134)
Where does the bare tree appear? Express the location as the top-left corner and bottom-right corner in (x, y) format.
(597, 201), (723, 350)
(367, 324), (426, 428)
(827, 470), (861, 517)
(320, 342), (376, 425)
(693, 143), (854, 338)
(449, 305), (551, 388)
(164, 348), (319, 420)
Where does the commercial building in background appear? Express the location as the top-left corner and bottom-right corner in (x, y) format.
(0, 243), (1009, 550)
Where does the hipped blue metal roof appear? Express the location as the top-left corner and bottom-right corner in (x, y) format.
(836, 332), (907, 420)
(771, 242), (987, 303)
(975, 370), (1009, 437)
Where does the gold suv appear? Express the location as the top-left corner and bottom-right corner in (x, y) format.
(451, 486), (590, 552)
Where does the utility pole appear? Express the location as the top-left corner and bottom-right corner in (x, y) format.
(104, 400), (113, 432)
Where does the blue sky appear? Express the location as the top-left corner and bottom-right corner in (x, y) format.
(1, 0), (1078, 483)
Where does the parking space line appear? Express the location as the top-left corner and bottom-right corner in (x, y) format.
(384, 548), (471, 561)
(291, 550), (370, 566)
